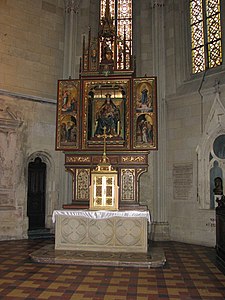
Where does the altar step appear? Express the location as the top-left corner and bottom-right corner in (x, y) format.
(30, 243), (166, 268)
(28, 228), (54, 240)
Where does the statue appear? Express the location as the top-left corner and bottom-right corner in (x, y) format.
(214, 177), (224, 209)
(216, 195), (225, 208)
(213, 177), (223, 195)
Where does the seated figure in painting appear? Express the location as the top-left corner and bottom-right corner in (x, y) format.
(95, 94), (120, 136)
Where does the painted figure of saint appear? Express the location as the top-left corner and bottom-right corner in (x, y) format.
(137, 114), (153, 144)
(62, 89), (77, 113)
(136, 83), (153, 112)
(60, 116), (77, 143)
(95, 94), (120, 136)
(62, 91), (69, 109)
(141, 88), (148, 105)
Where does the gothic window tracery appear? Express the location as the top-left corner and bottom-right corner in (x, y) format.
(100, 0), (132, 70)
(190, 0), (222, 74)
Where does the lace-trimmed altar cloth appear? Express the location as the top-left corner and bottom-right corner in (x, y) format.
(52, 209), (151, 223)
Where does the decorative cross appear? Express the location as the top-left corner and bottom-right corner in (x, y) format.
(102, 126), (108, 163)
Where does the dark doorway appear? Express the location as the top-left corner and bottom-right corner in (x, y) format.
(27, 157), (46, 230)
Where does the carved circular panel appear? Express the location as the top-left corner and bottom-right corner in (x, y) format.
(61, 218), (87, 243)
(88, 219), (114, 245)
(213, 135), (225, 159)
(115, 219), (142, 246)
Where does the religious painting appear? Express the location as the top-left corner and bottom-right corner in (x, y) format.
(56, 80), (80, 150)
(82, 78), (131, 149)
(133, 77), (157, 149)
(92, 94), (124, 137)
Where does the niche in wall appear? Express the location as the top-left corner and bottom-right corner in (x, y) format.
(197, 93), (225, 209)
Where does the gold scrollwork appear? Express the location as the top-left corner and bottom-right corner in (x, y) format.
(121, 156), (145, 163)
(66, 156), (90, 163)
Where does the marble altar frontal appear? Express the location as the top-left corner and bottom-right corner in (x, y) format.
(53, 210), (151, 253)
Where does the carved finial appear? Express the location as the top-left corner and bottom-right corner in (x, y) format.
(105, 0), (111, 19)
(99, 0), (115, 37)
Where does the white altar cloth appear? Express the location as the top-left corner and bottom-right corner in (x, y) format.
(52, 209), (151, 224)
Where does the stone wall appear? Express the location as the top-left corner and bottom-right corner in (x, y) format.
(0, 93), (64, 239)
(0, 0), (65, 239)
(164, 0), (225, 247)
(0, 0), (64, 99)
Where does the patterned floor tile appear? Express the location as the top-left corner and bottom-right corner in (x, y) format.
(0, 240), (225, 299)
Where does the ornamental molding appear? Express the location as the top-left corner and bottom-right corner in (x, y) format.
(64, 0), (81, 13)
(121, 156), (145, 163)
(66, 156), (91, 163)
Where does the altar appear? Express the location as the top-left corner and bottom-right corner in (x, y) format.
(52, 1), (157, 259)
(30, 1), (165, 268)
(53, 210), (151, 253)
(55, 1), (157, 212)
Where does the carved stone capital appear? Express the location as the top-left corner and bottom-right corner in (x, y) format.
(64, 0), (81, 14)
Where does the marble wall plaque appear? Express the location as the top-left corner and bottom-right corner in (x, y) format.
(173, 163), (193, 200)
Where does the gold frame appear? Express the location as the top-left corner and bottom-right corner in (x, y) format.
(56, 80), (80, 150)
(133, 77), (158, 150)
(82, 78), (131, 149)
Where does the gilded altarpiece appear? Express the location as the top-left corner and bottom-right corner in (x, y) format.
(55, 77), (157, 209)
(55, 1), (157, 210)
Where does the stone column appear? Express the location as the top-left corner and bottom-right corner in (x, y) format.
(60, 0), (81, 205)
(63, 0), (81, 79)
(151, 0), (169, 240)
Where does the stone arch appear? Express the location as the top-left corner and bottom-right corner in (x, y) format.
(27, 151), (56, 230)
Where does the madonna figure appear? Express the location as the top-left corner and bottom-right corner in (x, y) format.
(95, 94), (120, 136)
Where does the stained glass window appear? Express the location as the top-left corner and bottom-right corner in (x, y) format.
(190, 0), (222, 74)
(100, 0), (132, 69)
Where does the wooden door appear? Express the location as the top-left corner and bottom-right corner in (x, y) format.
(27, 157), (46, 230)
